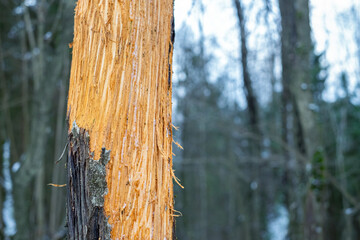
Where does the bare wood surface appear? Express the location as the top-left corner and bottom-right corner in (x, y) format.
(67, 0), (175, 238)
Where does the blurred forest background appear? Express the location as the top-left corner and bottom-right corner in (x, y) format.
(0, 0), (360, 239)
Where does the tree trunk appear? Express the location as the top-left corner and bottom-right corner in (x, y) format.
(66, 1), (175, 239)
(233, 0), (260, 135)
(279, 0), (323, 239)
(13, 3), (49, 239)
(233, 1), (262, 239)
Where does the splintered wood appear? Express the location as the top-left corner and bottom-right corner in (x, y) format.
(67, 0), (175, 239)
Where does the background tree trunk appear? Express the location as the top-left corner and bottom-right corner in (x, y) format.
(233, 1), (262, 238)
(279, 0), (323, 239)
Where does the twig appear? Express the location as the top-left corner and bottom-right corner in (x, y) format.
(55, 142), (68, 164)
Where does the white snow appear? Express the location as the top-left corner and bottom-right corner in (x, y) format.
(269, 204), (289, 240)
(2, 141), (17, 238)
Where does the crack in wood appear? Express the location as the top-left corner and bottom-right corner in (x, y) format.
(168, 15), (175, 89)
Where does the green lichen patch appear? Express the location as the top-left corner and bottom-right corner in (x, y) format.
(87, 148), (111, 207)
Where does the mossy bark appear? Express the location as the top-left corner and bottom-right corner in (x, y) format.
(67, 122), (111, 240)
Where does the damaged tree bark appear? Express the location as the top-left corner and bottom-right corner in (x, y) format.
(66, 0), (176, 239)
(67, 122), (111, 239)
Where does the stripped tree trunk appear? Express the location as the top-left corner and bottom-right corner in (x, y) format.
(66, 0), (175, 239)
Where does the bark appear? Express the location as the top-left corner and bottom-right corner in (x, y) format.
(67, 124), (111, 239)
(279, 0), (315, 156)
(66, 1), (175, 239)
(278, 2), (302, 239)
(337, 108), (352, 240)
(20, 26), (29, 149)
(11, 3), (48, 236)
(233, 1), (262, 238)
(233, 0), (260, 134)
(279, 0), (323, 239)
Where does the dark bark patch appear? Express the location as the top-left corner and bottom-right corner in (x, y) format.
(66, 121), (111, 240)
(168, 15), (175, 89)
(172, 217), (177, 240)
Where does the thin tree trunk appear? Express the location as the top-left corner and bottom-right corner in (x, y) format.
(233, 1), (262, 238)
(13, 2), (50, 238)
(0, 36), (19, 163)
(66, 1), (175, 239)
(330, 101), (353, 240)
(199, 162), (208, 240)
(233, 0), (260, 134)
(338, 108), (352, 240)
(49, 49), (69, 238)
(20, 27), (29, 149)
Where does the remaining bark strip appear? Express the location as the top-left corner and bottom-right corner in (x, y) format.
(67, 0), (175, 239)
(67, 122), (111, 239)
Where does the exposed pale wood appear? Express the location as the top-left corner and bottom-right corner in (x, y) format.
(67, 0), (175, 239)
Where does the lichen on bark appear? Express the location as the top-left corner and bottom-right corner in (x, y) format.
(67, 121), (111, 240)
(88, 148), (110, 207)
